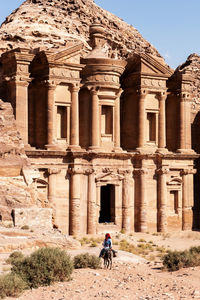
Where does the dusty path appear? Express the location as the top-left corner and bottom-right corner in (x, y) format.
(1, 229), (200, 300)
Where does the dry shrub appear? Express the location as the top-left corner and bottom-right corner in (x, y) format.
(0, 273), (26, 299)
(6, 251), (24, 264)
(74, 253), (101, 269)
(11, 247), (73, 288)
(162, 246), (200, 271)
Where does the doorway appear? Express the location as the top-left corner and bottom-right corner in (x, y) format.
(99, 184), (115, 223)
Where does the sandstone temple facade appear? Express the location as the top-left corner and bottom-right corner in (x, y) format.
(0, 20), (198, 235)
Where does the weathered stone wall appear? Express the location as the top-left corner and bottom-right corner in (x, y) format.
(14, 208), (53, 230)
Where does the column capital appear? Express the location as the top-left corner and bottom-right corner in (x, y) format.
(133, 168), (148, 177)
(156, 168), (169, 175)
(48, 168), (61, 175)
(45, 80), (57, 90)
(136, 88), (148, 98)
(178, 92), (191, 102)
(70, 83), (80, 93)
(68, 167), (83, 175)
(90, 86), (100, 96)
(180, 169), (196, 176)
(85, 168), (95, 175)
(157, 91), (167, 101)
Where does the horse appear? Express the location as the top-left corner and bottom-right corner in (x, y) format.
(103, 248), (113, 269)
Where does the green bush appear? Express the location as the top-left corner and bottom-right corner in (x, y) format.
(0, 273), (27, 299)
(162, 248), (200, 271)
(11, 247), (73, 288)
(6, 251), (24, 265)
(74, 253), (101, 269)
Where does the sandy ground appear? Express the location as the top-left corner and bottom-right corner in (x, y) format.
(1, 229), (200, 300)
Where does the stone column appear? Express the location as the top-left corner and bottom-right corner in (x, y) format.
(179, 93), (186, 151)
(69, 168), (81, 235)
(46, 83), (56, 148)
(114, 89), (122, 151)
(90, 87), (100, 150)
(137, 90), (146, 149)
(70, 84), (80, 150)
(181, 169), (196, 230)
(158, 92), (167, 151)
(134, 169), (148, 232)
(48, 168), (61, 226)
(87, 169), (96, 234)
(156, 168), (168, 232)
(122, 172), (132, 233)
(15, 80), (29, 146)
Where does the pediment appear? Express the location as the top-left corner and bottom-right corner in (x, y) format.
(125, 53), (173, 77)
(96, 172), (124, 182)
(49, 42), (83, 64)
(167, 178), (182, 185)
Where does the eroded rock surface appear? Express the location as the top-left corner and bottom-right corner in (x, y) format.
(0, 100), (41, 222)
(0, 0), (164, 62)
(176, 53), (200, 111)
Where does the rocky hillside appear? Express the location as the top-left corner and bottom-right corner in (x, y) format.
(0, 100), (40, 222)
(0, 0), (164, 62)
(176, 53), (200, 111)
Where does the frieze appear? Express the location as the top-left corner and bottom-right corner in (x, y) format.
(141, 78), (166, 88)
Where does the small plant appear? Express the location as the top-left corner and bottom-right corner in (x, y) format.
(120, 228), (125, 234)
(138, 238), (146, 243)
(11, 247), (73, 288)
(21, 225), (29, 230)
(74, 253), (101, 269)
(0, 273), (26, 299)
(90, 241), (97, 247)
(6, 251), (24, 265)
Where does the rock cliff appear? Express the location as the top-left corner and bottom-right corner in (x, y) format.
(0, 0), (164, 62)
(0, 100), (39, 222)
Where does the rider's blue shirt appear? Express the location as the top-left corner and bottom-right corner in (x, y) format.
(103, 238), (112, 249)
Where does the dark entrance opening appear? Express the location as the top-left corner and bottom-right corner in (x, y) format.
(99, 184), (115, 223)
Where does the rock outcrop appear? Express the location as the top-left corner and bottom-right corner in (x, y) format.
(0, 0), (164, 62)
(0, 100), (40, 222)
(176, 54), (200, 111)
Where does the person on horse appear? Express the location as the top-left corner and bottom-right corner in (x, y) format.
(99, 233), (117, 258)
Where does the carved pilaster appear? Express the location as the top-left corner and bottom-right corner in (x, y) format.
(45, 82), (56, 149)
(157, 92), (167, 152)
(87, 169), (96, 234)
(69, 167), (83, 235)
(134, 168), (148, 232)
(180, 168), (196, 230)
(69, 83), (81, 150)
(137, 89), (147, 150)
(89, 87), (100, 150)
(156, 168), (169, 232)
(122, 169), (133, 233)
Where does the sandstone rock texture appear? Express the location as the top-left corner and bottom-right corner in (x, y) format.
(0, 0), (164, 62)
(0, 100), (41, 222)
(176, 53), (200, 111)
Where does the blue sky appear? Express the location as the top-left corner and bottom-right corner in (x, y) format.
(0, 0), (199, 69)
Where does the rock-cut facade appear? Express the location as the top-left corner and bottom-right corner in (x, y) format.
(0, 1), (199, 234)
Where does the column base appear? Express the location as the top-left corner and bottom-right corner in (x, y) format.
(112, 146), (123, 153)
(45, 143), (61, 150)
(68, 145), (82, 151)
(176, 149), (196, 154)
(88, 146), (102, 152)
(156, 147), (169, 154)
